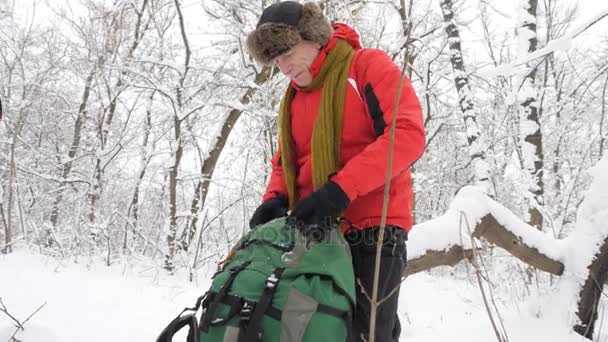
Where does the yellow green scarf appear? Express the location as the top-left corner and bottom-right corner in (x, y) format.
(278, 40), (355, 209)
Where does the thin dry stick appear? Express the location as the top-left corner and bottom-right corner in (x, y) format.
(460, 211), (508, 342)
(0, 297), (23, 330)
(368, 23), (413, 342)
(0, 297), (47, 341)
(9, 302), (47, 341)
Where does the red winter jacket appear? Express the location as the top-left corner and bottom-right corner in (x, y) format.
(263, 24), (425, 233)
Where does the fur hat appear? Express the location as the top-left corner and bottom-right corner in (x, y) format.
(246, 2), (333, 65)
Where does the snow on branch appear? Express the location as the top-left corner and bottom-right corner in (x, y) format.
(406, 186), (564, 276)
(492, 9), (608, 77)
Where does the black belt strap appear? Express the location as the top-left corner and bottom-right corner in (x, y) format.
(317, 304), (353, 342)
(202, 292), (352, 341)
(200, 260), (251, 332)
(238, 268), (285, 342)
(214, 293), (350, 322)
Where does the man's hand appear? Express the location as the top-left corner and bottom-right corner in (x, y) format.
(290, 181), (350, 239)
(249, 195), (289, 229)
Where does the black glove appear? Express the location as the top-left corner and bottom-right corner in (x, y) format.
(249, 195), (288, 229)
(290, 181), (350, 239)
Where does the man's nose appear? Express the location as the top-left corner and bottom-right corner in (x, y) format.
(275, 57), (290, 75)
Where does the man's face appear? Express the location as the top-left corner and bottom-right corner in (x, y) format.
(274, 40), (321, 87)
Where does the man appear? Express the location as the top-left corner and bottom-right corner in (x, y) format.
(246, 2), (425, 341)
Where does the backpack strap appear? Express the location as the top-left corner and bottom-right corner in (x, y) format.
(200, 291), (353, 342)
(155, 294), (207, 342)
(317, 304), (353, 342)
(200, 260), (252, 332)
(238, 267), (285, 342)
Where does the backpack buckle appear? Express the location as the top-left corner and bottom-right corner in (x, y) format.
(240, 300), (255, 322)
(265, 273), (279, 289)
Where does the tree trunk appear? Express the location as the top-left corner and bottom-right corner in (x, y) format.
(164, 0), (191, 272)
(48, 68), (94, 242)
(124, 91), (154, 251)
(2, 110), (24, 254)
(88, 160), (102, 224)
(518, 0), (544, 230)
(164, 117), (183, 271)
(440, 0), (493, 194)
(574, 235), (608, 338)
(181, 66), (274, 251)
(88, 1), (149, 226)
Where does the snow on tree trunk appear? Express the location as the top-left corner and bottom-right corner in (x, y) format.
(517, 0), (544, 231)
(49, 68), (94, 238)
(165, 117), (184, 272)
(164, 0), (191, 272)
(407, 156), (608, 338)
(2, 109), (24, 254)
(406, 186), (564, 278)
(124, 91), (154, 251)
(89, 1), (149, 228)
(440, 0), (492, 194)
(562, 156), (608, 337)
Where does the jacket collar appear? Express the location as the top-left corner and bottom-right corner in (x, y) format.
(291, 23), (362, 91)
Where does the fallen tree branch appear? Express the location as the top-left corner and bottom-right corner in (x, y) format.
(405, 244), (476, 277)
(405, 187), (565, 277)
(472, 214), (564, 275)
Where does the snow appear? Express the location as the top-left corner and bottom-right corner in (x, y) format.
(514, 0), (537, 58)
(0, 155), (603, 342)
(0, 247), (601, 342)
(402, 271), (586, 342)
(411, 182), (565, 263)
(3, 156), (607, 341)
(0, 252), (212, 342)
(555, 156), (608, 326)
(490, 8), (608, 78)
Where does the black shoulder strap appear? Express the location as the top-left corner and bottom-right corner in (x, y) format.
(238, 267), (285, 342)
(200, 260), (251, 332)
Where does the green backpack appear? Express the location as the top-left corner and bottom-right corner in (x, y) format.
(157, 218), (356, 342)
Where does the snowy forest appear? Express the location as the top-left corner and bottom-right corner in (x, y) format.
(1, 0), (608, 341)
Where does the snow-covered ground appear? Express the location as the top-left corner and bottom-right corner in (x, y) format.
(0, 249), (599, 342)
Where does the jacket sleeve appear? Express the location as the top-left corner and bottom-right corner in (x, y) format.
(331, 48), (425, 201)
(262, 149), (288, 201)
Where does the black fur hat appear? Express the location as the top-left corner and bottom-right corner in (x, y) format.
(246, 2), (333, 65)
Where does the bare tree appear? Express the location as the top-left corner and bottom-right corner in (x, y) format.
(517, 0), (544, 230)
(87, 0), (150, 225)
(47, 67), (93, 239)
(160, 0), (191, 271)
(181, 66), (274, 251)
(179, 0), (280, 252)
(440, 0), (493, 194)
(1, 7), (59, 251)
(123, 91), (155, 251)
